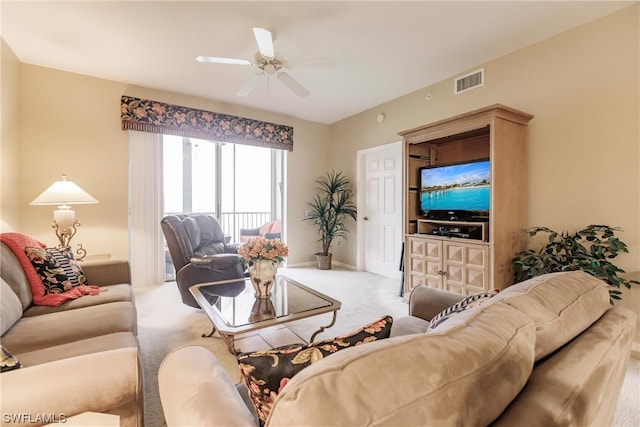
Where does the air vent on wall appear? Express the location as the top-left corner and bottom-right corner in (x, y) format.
(454, 68), (484, 94)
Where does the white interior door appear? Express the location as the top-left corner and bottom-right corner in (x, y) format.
(357, 141), (402, 279)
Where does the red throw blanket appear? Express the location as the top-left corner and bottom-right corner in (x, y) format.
(0, 232), (100, 306)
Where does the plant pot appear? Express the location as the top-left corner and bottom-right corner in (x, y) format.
(315, 253), (332, 270)
(248, 260), (278, 298)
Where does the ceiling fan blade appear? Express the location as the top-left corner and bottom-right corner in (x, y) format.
(277, 72), (310, 98)
(237, 75), (261, 97)
(196, 56), (252, 65)
(283, 57), (336, 69)
(253, 27), (275, 58)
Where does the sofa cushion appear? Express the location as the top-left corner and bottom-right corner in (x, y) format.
(1, 243), (33, 310)
(1, 347), (141, 424)
(492, 271), (611, 361)
(239, 315), (393, 425)
(25, 246), (88, 292)
(0, 301), (137, 354)
(493, 306), (637, 427)
(268, 302), (536, 427)
(259, 220), (281, 236)
(1, 277), (23, 335)
(15, 332), (138, 367)
(22, 284), (134, 317)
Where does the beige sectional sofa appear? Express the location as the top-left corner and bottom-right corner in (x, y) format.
(158, 271), (636, 426)
(0, 241), (143, 427)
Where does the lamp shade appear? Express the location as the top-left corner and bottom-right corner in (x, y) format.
(30, 175), (98, 206)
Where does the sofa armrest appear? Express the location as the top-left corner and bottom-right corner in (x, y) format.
(0, 348), (141, 423)
(159, 346), (258, 427)
(80, 259), (131, 286)
(409, 286), (466, 321)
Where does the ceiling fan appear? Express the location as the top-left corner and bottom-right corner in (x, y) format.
(196, 28), (335, 98)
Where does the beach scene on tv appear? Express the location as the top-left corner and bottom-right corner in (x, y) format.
(420, 160), (490, 211)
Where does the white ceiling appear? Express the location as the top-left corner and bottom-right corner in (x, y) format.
(1, 1), (632, 124)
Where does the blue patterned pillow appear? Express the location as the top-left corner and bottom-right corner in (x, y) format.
(25, 246), (87, 294)
(428, 292), (496, 330)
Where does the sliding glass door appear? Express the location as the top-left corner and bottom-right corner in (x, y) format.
(162, 135), (285, 280)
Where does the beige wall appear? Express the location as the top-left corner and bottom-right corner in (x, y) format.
(330, 5), (639, 342)
(1, 39), (22, 232)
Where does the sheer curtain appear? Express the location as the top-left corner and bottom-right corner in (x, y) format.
(128, 131), (165, 287)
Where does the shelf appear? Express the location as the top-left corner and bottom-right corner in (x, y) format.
(416, 219), (489, 242)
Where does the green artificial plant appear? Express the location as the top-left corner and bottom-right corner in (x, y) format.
(303, 170), (357, 256)
(512, 224), (639, 303)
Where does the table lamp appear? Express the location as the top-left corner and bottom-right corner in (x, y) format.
(30, 174), (98, 259)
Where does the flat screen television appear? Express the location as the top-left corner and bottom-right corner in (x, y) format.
(419, 159), (490, 222)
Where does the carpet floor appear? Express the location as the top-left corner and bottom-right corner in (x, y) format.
(135, 267), (639, 427)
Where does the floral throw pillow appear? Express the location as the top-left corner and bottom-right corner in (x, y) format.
(427, 291), (497, 331)
(25, 246), (87, 294)
(238, 315), (393, 425)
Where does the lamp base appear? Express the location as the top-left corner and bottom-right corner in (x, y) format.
(52, 219), (87, 260)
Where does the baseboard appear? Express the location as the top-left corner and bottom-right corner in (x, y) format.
(330, 261), (357, 270)
(285, 261), (316, 268)
(285, 261), (358, 270)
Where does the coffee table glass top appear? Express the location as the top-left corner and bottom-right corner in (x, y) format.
(190, 274), (341, 332)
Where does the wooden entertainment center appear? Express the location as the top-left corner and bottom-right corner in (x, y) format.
(399, 104), (533, 297)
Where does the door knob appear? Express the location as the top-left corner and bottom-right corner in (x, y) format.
(363, 216), (369, 220)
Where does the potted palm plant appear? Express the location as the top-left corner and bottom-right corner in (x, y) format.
(303, 170), (357, 270)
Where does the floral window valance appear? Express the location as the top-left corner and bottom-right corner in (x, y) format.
(120, 96), (293, 151)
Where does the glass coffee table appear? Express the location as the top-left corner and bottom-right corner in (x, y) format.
(190, 274), (341, 354)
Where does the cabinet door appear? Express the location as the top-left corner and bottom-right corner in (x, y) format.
(442, 241), (489, 295)
(423, 239), (443, 289)
(406, 237), (426, 294)
(406, 237), (443, 292)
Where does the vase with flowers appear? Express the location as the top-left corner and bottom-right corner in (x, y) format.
(238, 237), (289, 299)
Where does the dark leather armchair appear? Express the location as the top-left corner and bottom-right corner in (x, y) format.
(161, 214), (245, 308)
